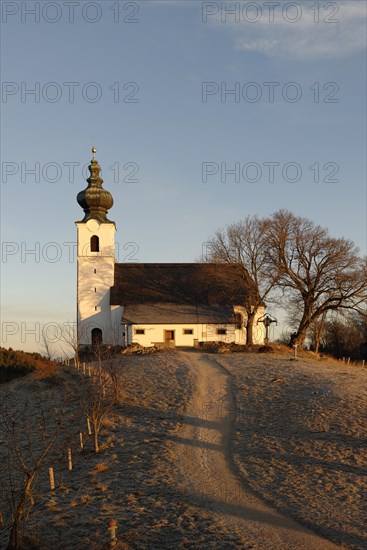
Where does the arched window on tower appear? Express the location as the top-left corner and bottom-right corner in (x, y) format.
(90, 235), (99, 252)
(91, 328), (102, 346)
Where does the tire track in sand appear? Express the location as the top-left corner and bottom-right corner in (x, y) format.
(174, 351), (339, 549)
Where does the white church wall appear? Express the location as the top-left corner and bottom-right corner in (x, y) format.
(76, 220), (115, 258)
(76, 219), (117, 345)
(121, 306), (266, 348)
(128, 324), (200, 347)
(127, 323), (248, 347)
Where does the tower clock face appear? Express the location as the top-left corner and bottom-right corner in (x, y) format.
(86, 219), (100, 233)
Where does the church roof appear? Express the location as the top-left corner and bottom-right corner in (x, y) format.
(110, 263), (258, 309)
(121, 303), (236, 325)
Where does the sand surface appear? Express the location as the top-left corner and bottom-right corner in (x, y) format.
(174, 351), (339, 549)
(0, 350), (365, 549)
(214, 352), (366, 549)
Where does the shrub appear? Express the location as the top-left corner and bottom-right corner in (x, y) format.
(0, 347), (56, 383)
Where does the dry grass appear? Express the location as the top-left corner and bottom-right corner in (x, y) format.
(102, 416), (116, 429)
(95, 482), (109, 492)
(47, 499), (62, 513)
(0, 352), (194, 549)
(93, 462), (109, 474)
(80, 494), (94, 507)
(101, 503), (121, 512)
(68, 498), (79, 509)
(27, 356), (61, 381)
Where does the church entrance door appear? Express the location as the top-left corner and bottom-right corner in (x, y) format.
(164, 330), (175, 346)
(92, 328), (103, 346)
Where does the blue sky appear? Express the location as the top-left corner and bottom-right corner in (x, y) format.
(1, 0), (366, 352)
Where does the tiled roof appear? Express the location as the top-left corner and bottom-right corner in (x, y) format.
(110, 263), (257, 307)
(121, 302), (237, 325)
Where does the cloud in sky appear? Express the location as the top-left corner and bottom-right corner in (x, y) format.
(208, 1), (366, 60)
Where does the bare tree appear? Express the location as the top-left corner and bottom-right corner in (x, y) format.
(320, 311), (367, 359)
(310, 311), (327, 355)
(82, 322), (123, 397)
(0, 405), (61, 550)
(79, 362), (112, 453)
(101, 351), (121, 404)
(265, 210), (367, 347)
(39, 327), (54, 360)
(58, 322), (85, 365)
(203, 215), (278, 345)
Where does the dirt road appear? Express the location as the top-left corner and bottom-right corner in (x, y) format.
(174, 351), (339, 549)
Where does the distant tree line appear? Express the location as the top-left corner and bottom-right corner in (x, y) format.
(309, 313), (367, 360)
(204, 210), (367, 355)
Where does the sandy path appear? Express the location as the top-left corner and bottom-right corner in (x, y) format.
(175, 351), (339, 549)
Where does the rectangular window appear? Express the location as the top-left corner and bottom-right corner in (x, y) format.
(183, 329), (193, 335)
(135, 329), (145, 335)
(235, 313), (242, 330)
(217, 328), (227, 335)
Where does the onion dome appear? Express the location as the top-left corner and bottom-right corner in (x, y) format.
(77, 147), (114, 223)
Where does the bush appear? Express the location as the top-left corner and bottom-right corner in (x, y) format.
(258, 345), (275, 353)
(197, 341), (249, 353)
(121, 343), (172, 355)
(0, 347), (56, 383)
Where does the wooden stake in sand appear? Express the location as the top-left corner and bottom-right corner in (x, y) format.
(293, 344), (298, 360)
(82, 362), (86, 374)
(108, 520), (118, 548)
(87, 417), (92, 436)
(67, 448), (72, 471)
(88, 365), (91, 377)
(79, 432), (84, 451)
(49, 467), (55, 490)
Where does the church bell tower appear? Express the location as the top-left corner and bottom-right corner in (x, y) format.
(76, 148), (117, 347)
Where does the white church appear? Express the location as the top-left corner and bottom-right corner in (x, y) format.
(76, 149), (265, 349)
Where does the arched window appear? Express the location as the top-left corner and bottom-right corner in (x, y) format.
(90, 235), (99, 252)
(91, 328), (102, 346)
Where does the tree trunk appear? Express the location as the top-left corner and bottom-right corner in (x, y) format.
(293, 301), (314, 348)
(246, 311), (255, 346)
(314, 332), (320, 355)
(314, 312), (326, 355)
(93, 430), (99, 453)
(7, 473), (35, 550)
(293, 329), (307, 348)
